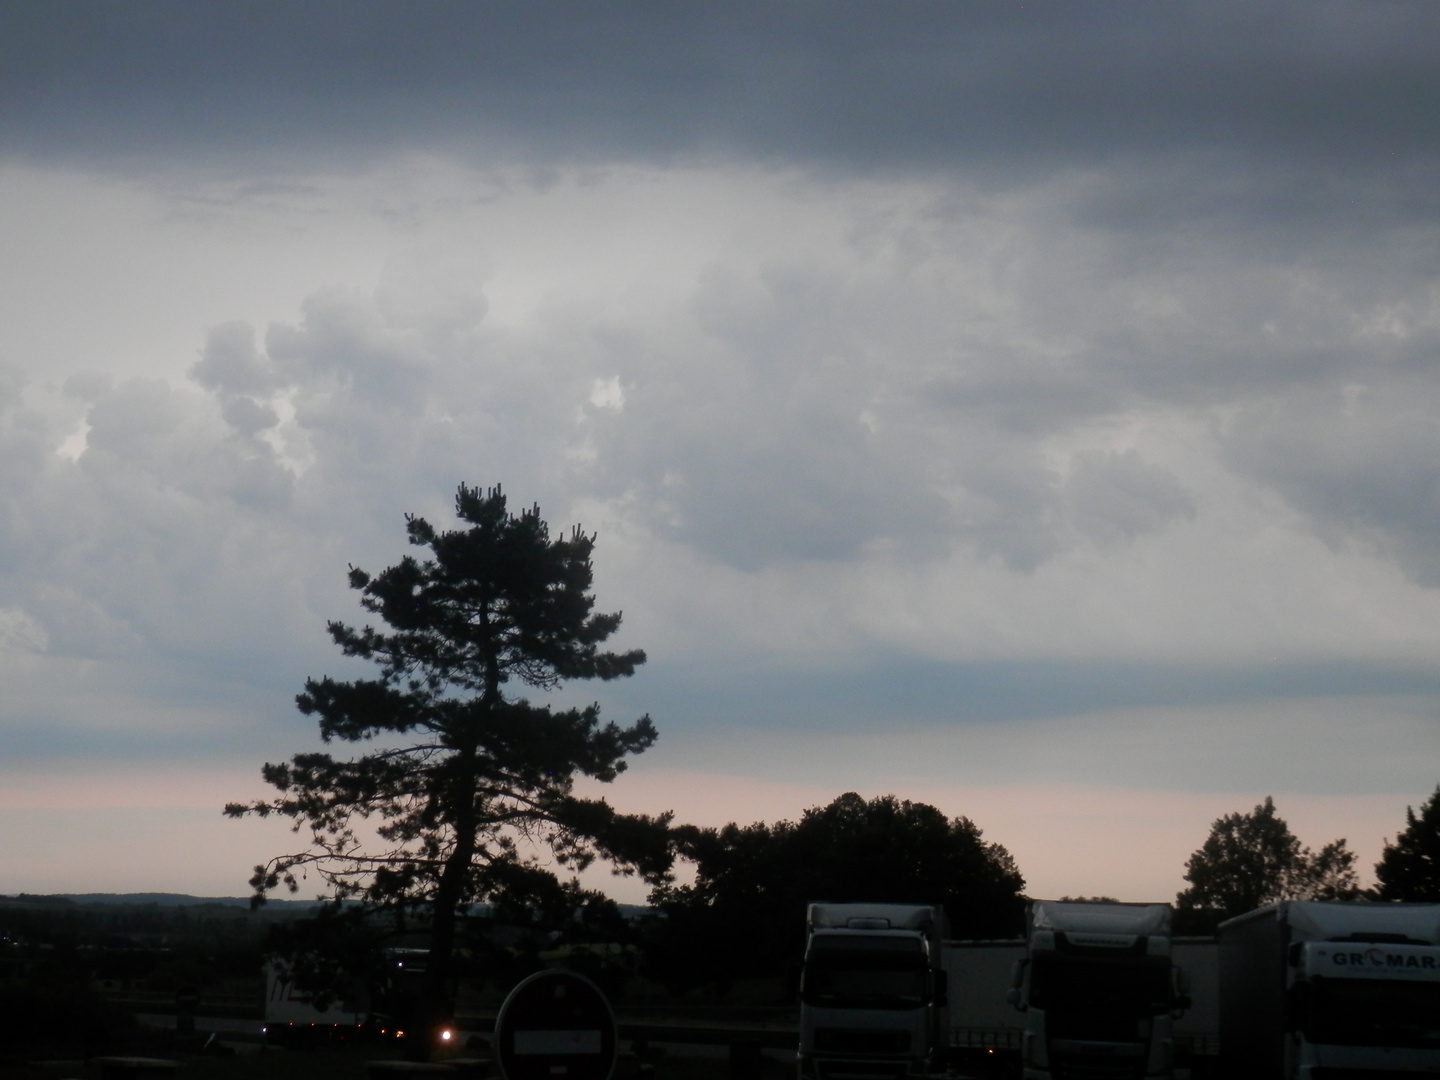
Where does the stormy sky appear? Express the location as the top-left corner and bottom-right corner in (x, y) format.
(2, 1), (1439, 902)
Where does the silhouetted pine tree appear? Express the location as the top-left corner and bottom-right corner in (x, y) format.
(228, 484), (671, 1053)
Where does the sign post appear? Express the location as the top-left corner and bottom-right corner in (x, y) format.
(174, 985), (201, 1036)
(494, 970), (618, 1080)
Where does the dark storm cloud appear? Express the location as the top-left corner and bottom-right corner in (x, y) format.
(4, 1), (1439, 185)
(609, 653), (1440, 733)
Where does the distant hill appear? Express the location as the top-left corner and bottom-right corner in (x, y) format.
(0, 892), (325, 909)
(1, 893), (653, 917)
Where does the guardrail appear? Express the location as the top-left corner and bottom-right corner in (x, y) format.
(102, 994), (262, 1019)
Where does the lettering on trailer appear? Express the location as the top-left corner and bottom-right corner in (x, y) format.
(1332, 950), (1436, 969)
(1065, 933), (1135, 948)
(1311, 944), (1440, 979)
(269, 971), (309, 1004)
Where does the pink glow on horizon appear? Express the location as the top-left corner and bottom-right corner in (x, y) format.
(0, 764), (1420, 904)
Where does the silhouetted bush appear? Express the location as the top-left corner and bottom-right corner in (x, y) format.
(0, 970), (141, 1058)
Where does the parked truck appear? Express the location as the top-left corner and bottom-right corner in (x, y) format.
(263, 957), (368, 1046)
(798, 902), (950, 1080)
(263, 948), (454, 1049)
(1218, 900), (1440, 1080)
(1007, 901), (1188, 1080)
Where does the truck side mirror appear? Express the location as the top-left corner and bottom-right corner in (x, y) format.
(1006, 987), (1025, 1011)
(932, 969), (948, 1008)
(1172, 967), (1191, 1016)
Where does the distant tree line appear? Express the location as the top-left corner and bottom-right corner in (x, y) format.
(1173, 788), (1440, 931)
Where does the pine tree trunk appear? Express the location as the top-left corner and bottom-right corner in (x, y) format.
(409, 744), (480, 1062)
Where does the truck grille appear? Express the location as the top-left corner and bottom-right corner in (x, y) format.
(815, 1029), (913, 1054)
(1050, 1057), (1146, 1080)
(815, 1062), (911, 1080)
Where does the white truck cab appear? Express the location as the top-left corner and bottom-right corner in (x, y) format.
(798, 903), (949, 1080)
(1010, 901), (1186, 1080)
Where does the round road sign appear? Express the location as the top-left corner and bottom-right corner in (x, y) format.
(494, 970), (618, 1080)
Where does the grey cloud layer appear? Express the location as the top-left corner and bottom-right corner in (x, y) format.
(4, 159), (1435, 641)
(0, 180), (1215, 736)
(5, 1), (1440, 192)
(0, 151), (1432, 739)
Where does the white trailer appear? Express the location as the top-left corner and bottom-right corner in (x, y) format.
(1219, 900), (1440, 1080)
(1171, 938), (1218, 1072)
(943, 940), (1026, 1072)
(263, 958), (366, 1027)
(798, 903), (949, 1080)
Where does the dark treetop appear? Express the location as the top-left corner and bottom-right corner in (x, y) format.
(645, 791), (1025, 994)
(1175, 795), (1358, 928)
(1375, 785), (1440, 902)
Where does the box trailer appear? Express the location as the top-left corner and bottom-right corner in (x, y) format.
(943, 939), (1026, 1074)
(1218, 900), (1440, 1080)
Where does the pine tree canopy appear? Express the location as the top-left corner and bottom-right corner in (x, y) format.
(226, 484), (672, 1035)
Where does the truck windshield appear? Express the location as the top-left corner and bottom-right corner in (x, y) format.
(1029, 955), (1172, 1038)
(801, 935), (927, 1011)
(1309, 979), (1440, 1048)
